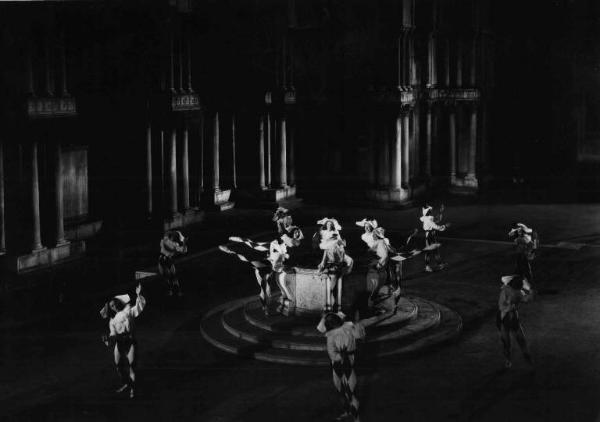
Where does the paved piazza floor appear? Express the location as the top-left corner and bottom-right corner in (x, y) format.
(1, 204), (600, 421)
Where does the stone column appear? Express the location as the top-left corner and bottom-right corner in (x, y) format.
(187, 39), (193, 92)
(266, 113), (272, 187)
(27, 49), (35, 96)
(391, 112), (402, 189)
(456, 38), (463, 88)
(169, 128), (178, 214)
(402, 111), (410, 186)
(410, 31), (417, 86)
(444, 37), (451, 87)
(146, 124), (153, 215)
(160, 130), (165, 205)
(54, 143), (67, 246)
(467, 105), (478, 181)
(288, 119), (295, 186)
(199, 115), (205, 196)
(397, 33), (404, 89)
(45, 40), (54, 96)
(0, 140), (5, 254)
(258, 116), (266, 189)
(231, 114), (237, 189)
(60, 33), (69, 96)
(279, 116), (288, 188)
(179, 40), (184, 93)
(449, 106), (457, 181)
(31, 141), (44, 251)
(470, 35), (477, 86)
(425, 106), (432, 177)
(213, 112), (220, 191)
(182, 125), (190, 209)
(169, 34), (176, 93)
(367, 119), (376, 186)
(378, 119), (390, 188)
(412, 108), (420, 178)
(432, 106), (439, 175)
(427, 32), (437, 88)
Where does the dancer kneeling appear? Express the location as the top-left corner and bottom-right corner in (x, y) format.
(100, 283), (146, 398)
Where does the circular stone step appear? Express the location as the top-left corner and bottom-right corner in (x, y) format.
(243, 296), (419, 338)
(200, 295), (462, 366)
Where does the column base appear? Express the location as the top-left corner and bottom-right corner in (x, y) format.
(4, 241), (86, 273)
(263, 186), (297, 202)
(449, 175), (479, 194)
(163, 208), (206, 230)
(233, 186), (302, 210)
(65, 219), (103, 241)
(202, 189), (235, 211)
(365, 187), (410, 203)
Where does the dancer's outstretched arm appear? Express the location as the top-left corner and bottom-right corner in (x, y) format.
(130, 284), (146, 318)
(228, 236), (269, 252)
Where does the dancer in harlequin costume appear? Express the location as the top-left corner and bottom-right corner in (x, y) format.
(508, 223), (538, 283)
(268, 238), (295, 313)
(419, 205), (449, 272)
(272, 207), (291, 235)
(281, 224), (304, 249)
(355, 218), (379, 249)
(100, 283), (146, 398)
(497, 274), (534, 369)
(158, 230), (188, 296)
(366, 227), (420, 314)
(220, 236), (293, 315)
(317, 219), (353, 312)
(389, 228), (420, 289)
(317, 312), (376, 422)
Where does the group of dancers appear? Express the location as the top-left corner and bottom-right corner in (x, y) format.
(498, 222), (539, 369)
(98, 229), (189, 398)
(96, 205), (539, 420)
(218, 205), (449, 318)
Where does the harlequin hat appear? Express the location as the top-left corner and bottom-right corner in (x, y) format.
(99, 294), (131, 319)
(508, 223), (533, 236)
(317, 218), (342, 231)
(355, 218), (378, 229)
(272, 207), (290, 222)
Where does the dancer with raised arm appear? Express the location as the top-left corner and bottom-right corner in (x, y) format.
(497, 274), (534, 369)
(389, 228), (421, 289)
(100, 283), (146, 398)
(158, 230), (188, 296)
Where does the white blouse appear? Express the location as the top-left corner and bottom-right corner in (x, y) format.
(109, 295), (146, 336)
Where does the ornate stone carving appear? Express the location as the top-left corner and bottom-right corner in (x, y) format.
(171, 92), (200, 111)
(27, 97), (77, 118)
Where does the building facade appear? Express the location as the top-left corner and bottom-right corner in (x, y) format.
(0, 0), (597, 271)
